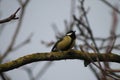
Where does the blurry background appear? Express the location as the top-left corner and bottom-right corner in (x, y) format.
(0, 0), (120, 80)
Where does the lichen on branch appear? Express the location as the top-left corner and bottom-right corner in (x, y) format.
(0, 49), (120, 73)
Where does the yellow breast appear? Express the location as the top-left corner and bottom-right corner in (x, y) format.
(56, 36), (74, 50)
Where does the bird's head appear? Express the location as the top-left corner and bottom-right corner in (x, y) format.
(66, 30), (76, 39)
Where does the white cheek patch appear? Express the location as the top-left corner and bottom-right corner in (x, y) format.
(67, 33), (72, 36)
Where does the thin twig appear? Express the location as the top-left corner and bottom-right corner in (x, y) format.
(101, 0), (120, 14)
(0, 8), (20, 23)
(0, 0), (30, 63)
(12, 33), (33, 52)
(89, 64), (101, 80)
(0, 73), (6, 80)
(22, 67), (35, 80)
(35, 62), (53, 80)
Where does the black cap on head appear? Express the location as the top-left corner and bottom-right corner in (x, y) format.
(66, 31), (75, 35)
(66, 30), (76, 39)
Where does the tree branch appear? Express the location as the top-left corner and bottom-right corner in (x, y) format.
(0, 49), (120, 73)
(0, 7), (20, 24)
(101, 0), (120, 14)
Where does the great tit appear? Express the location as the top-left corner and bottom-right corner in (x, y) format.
(51, 31), (76, 52)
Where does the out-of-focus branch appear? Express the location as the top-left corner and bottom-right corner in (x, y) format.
(0, 73), (10, 80)
(0, 0), (30, 62)
(22, 67), (35, 80)
(35, 62), (53, 80)
(89, 64), (101, 80)
(77, 1), (107, 78)
(0, 49), (120, 73)
(103, 4), (118, 70)
(107, 69), (120, 73)
(0, 8), (20, 24)
(80, 0), (99, 53)
(41, 40), (54, 47)
(98, 44), (120, 50)
(80, 34), (120, 41)
(106, 6), (118, 53)
(73, 15), (99, 52)
(101, 0), (120, 14)
(12, 33), (33, 52)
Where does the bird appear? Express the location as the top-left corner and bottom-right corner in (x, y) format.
(51, 30), (76, 52)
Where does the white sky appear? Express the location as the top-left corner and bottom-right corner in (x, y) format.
(0, 0), (120, 80)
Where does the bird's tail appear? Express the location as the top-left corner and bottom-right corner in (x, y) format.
(51, 46), (56, 52)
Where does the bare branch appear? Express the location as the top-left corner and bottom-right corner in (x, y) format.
(0, 0), (30, 62)
(35, 62), (53, 80)
(12, 33), (33, 52)
(89, 64), (101, 80)
(73, 15), (99, 52)
(101, 0), (120, 14)
(0, 8), (20, 24)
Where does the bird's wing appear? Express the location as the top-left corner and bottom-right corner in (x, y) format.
(51, 38), (63, 52)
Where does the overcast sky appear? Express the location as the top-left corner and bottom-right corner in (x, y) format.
(0, 0), (120, 80)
